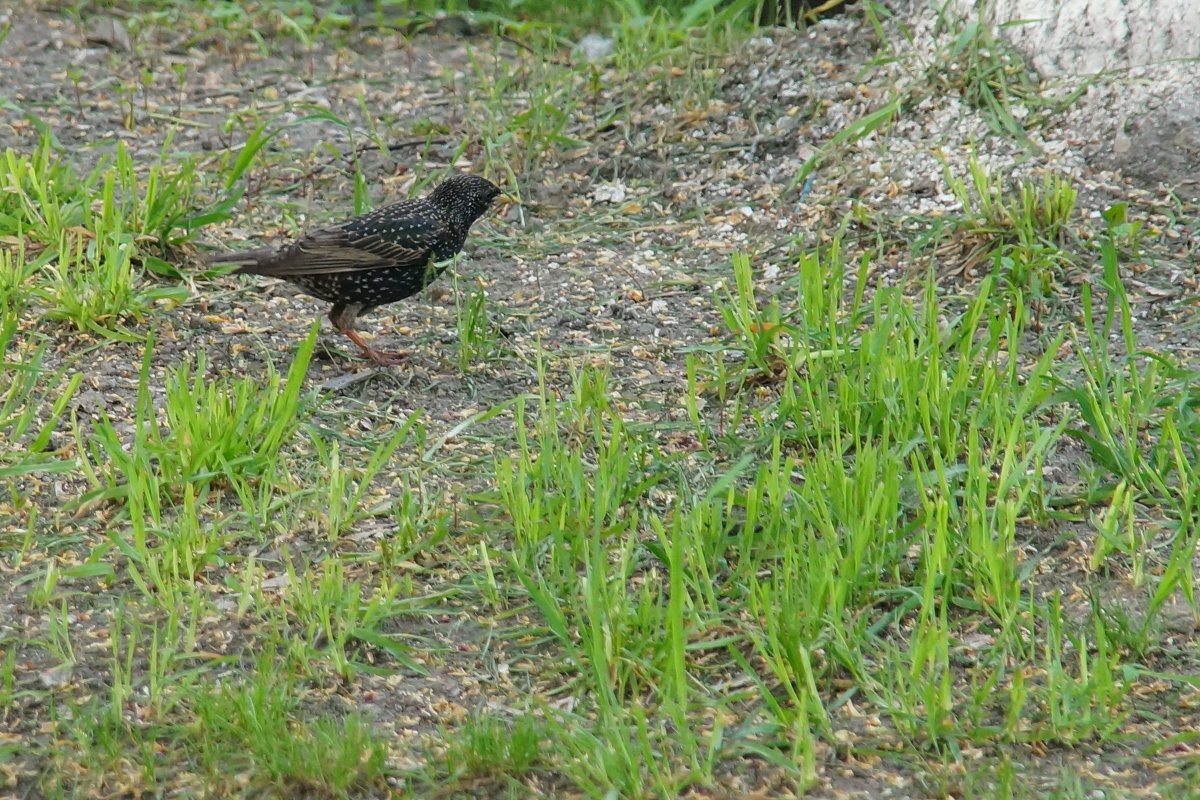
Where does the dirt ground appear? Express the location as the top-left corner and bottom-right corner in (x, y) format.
(3, 0), (1200, 797)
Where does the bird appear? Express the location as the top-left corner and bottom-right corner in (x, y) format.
(206, 174), (503, 365)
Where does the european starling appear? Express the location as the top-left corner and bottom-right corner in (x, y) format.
(207, 174), (502, 365)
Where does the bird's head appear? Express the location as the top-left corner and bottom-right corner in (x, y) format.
(428, 174), (504, 225)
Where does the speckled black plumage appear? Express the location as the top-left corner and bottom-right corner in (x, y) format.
(207, 174), (502, 364)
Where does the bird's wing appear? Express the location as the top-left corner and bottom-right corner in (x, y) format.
(247, 213), (448, 277)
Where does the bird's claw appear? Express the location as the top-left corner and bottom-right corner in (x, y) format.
(362, 347), (411, 366)
(335, 326), (410, 366)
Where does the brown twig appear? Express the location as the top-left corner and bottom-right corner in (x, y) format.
(342, 137), (451, 163)
(496, 32), (575, 69)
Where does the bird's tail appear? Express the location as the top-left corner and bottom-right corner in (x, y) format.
(203, 246), (280, 275)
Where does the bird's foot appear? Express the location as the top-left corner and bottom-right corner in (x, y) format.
(336, 325), (410, 367)
(361, 346), (412, 366)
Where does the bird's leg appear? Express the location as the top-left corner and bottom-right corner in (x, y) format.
(328, 304), (411, 366)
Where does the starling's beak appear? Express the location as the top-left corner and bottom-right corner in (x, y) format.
(495, 193), (520, 207)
